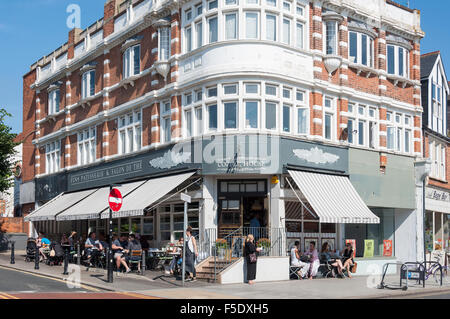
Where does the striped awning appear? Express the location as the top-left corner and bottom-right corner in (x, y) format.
(288, 170), (380, 224)
(99, 172), (196, 219)
(24, 189), (97, 222)
(56, 181), (146, 221)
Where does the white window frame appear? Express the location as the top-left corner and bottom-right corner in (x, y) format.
(323, 20), (338, 55)
(77, 127), (97, 166)
(81, 70), (95, 99)
(161, 101), (172, 143)
(323, 96), (336, 141)
(158, 27), (171, 61)
(123, 44), (141, 79)
(118, 110), (142, 154)
(387, 44), (409, 78)
(45, 141), (61, 174)
(349, 31), (373, 67)
(48, 89), (60, 115)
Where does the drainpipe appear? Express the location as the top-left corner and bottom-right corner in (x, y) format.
(415, 159), (431, 261)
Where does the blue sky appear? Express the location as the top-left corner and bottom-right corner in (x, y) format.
(0, 0), (448, 134)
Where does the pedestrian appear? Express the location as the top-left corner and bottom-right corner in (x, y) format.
(244, 234), (262, 285)
(185, 226), (198, 282)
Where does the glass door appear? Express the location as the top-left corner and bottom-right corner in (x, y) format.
(218, 198), (242, 238)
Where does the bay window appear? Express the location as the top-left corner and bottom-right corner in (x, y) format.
(119, 111), (142, 154)
(297, 107), (308, 134)
(224, 102), (238, 129)
(283, 104), (291, 133)
(81, 70), (95, 99)
(78, 127), (96, 166)
(159, 27), (171, 61)
(185, 27), (192, 52)
(245, 12), (258, 39)
(265, 102), (277, 130)
(48, 89), (60, 115)
(324, 21), (337, 55)
(208, 16), (218, 43)
(196, 22), (203, 48)
(349, 31), (373, 67)
(387, 44), (409, 77)
(123, 44), (141, 79)
(282, 19), (291, 45)
(266, 14), (277, 41)
(208, 104), (218, 131)
(195, 107), (203, 136)
(245, 101), (259, 129)
(225, 13), (238, 40)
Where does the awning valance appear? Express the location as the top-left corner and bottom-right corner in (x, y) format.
(24, 189), (97, 222)
(288, 170), (380, 224)
(100, 172), (196, 219)
(56, 181), (146, 221)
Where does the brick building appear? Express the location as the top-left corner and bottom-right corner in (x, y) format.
(420, 51), (450, 253)
(21, 0), (426, 278)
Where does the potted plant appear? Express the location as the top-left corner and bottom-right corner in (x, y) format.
(215, 239), (228, 259)
(257, 238), (271, 255)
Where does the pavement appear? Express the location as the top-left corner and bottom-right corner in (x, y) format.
(1, 251), (449, 299)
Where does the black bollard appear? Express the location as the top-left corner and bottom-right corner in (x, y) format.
(76, 243), (81, 266)
(141, 250), (146, 276)
(10, 241), (15, 264)
(63, 246), (69, 275)
(34, 244), (39, 270)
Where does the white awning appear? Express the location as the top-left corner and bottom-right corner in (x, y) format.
(24, 189), (97, 222)
(100, 172), (196, 219)
(56, 181), (146, 221)
(288, 170), (380, 224)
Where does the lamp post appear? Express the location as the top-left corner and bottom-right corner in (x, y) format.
(107, 184), (123, 283)
(180, 192), (191, 287)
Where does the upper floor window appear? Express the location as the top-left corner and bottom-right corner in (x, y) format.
(349, 31), (373, 67)
(245, 12), (259, 39)
(123, 45), (141, 79)
(161, 101), (171, 143)
(81, 70), (95, 99)
(208, 0), (218, 10)
(387, 45), (409, 77)
(118, 111), (142, 154)
(159, 27), (171, 61)
(45, 141), (60, 174)
(208, 16), (218, 43)
(324, 21), (337, 55)
(48, 89), (60, 115)
(429, 138), (446, 180)
(78, 127), (96, 166)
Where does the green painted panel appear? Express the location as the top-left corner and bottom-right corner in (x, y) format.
(349, 149), (415, 209)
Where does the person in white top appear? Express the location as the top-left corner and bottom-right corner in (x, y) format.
(290, 241), (310, 279)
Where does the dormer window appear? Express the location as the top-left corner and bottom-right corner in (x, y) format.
(81, 69), (95, 99)
(48, 88), (60, 115)
(123, 44), (141, 79)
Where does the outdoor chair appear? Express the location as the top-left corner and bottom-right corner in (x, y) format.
(289, 266), (301, 280)
(128, 250), (143, 272)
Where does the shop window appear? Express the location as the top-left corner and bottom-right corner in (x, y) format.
(120, 218), (129, 235)
(304, 222), (319, 233)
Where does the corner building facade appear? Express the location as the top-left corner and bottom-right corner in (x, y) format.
(22, 0), (425, 278)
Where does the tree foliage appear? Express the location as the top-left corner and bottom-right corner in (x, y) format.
(0, 109), (18, 193)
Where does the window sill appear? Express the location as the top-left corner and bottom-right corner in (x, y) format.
(385, 73), (415, 88)
(37, 109), (66, 125)
(429, 177), (448, 184)
(348, 62), (377, 78)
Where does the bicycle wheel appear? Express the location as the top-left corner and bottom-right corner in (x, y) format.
(432, 267), (448, 285)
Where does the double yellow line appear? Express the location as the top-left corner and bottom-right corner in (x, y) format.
(0, 292), (19, 300)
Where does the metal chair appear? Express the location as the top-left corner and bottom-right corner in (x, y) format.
(128, 250), (143, 272)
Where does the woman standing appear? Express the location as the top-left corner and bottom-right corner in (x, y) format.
(185, 226), (198, 282)
(244, 234), (262, 285)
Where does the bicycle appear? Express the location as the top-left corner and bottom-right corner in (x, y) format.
(423, 258), (449, 285)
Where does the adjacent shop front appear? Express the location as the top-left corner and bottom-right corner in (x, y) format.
(424, 186), (450, 254)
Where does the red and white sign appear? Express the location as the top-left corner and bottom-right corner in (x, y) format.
(108, 188), (123, 212)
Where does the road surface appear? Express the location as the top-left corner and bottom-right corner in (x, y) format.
(0, 266), (158, 299)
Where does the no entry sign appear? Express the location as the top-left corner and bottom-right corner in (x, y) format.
(108, 188), (123, 212)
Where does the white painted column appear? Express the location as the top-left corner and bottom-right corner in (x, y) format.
(202, 175), (217, 230)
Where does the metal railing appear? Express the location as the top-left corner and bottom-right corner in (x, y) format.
(209, 227), (286, 281)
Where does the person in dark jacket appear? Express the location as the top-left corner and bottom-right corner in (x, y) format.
(244, 234), (262, 285)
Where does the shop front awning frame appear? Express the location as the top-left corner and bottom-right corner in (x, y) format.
(285, 165), (380, 225)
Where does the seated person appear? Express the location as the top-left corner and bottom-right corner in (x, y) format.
(342, 243), (355, 278)
(84, 232), (103, 260)
(112, 234), (131, 273)
(36, 232), (51, 261)
(169, 237), (184, 275)
(127, 234), (143, 271)
(290, 241), (310, 279)
(98, 232), (109, 253)
(304, 241), (320, 279)
(321, 242), (344, 277)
